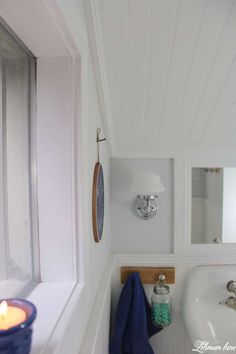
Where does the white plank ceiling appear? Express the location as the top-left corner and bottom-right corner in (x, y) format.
(85, 0), (236, 156)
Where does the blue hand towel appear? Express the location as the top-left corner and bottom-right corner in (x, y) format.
(110, 272), (163, 354)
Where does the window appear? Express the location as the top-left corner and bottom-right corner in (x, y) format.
(0, 2), (86, 351)
(0, 19), (38, 295)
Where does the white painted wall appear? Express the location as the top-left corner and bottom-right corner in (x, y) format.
(80, 258), (112, 354)
(43, 2), (112, 352)
(111, 158), (173, 253)
(37, 56), (76, 282)
(87, 52), (111, 299)
(43, 3), (112, 351)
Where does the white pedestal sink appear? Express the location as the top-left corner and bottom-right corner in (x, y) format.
(181, 265), (236, 354)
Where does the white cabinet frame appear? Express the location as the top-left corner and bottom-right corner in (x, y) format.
(174, 157), (236, 255)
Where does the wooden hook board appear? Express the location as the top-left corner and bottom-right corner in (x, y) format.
(121, 267), (175, 284)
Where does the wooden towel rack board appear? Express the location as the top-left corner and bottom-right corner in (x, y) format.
(121, 267), (175, 284)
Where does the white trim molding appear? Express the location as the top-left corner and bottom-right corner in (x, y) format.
(81, 0), (114, 155)
(113, 148), (236, 160)
(80, 257), (113, 354)
(113, 253), (236, 266)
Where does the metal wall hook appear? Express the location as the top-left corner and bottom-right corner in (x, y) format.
(96, 128), (106, 162)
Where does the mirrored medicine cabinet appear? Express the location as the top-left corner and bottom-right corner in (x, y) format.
(174, 158), (236, 255)
(192, 167), (236, 245)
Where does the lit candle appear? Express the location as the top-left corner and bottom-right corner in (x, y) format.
(0, 299), (37, 354)
(0, 301), (27, 330)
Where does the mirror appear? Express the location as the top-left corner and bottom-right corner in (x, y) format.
(191, 167), (236, 244)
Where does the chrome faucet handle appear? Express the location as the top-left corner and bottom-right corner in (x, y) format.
(227, 280), (236, 294)
(220, 281), (236, 310)
(220, 296), (236, 311)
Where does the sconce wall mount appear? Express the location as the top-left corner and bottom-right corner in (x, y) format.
(131, 171), (164, 220)
(134, 195), (159, 220)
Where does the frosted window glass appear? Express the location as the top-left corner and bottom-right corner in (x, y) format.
(6, 58), (32, 279)
(0, 21), (37, 286)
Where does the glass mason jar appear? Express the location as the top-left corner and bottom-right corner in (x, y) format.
(151, 274), (171, 327)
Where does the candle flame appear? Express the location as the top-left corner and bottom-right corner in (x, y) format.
(0, 301), (8, 319)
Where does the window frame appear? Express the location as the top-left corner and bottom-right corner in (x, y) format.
(0, 1), (90, 353)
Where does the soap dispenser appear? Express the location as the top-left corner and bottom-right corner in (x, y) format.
(151, 274), (172, 327)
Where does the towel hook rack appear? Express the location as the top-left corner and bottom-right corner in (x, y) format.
(120, 267), (175, 284)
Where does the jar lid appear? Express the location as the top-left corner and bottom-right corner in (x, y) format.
(154, 274), (170, 295)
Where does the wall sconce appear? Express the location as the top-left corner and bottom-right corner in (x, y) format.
(131, 171), (165, 220)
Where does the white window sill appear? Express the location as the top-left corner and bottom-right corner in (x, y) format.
(27, 282), (77, 354)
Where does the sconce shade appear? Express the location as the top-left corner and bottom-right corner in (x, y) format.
(131, 171), (165, 195)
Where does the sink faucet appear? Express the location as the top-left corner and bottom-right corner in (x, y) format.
(220, 281), (236, 310)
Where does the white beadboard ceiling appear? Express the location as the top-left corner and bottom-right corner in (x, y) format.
(84, 0), (236, 157)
